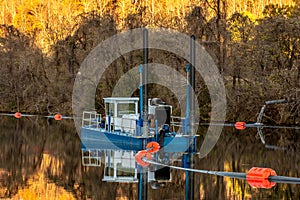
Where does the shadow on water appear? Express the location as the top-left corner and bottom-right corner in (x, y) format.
(0, 116), (300, 199)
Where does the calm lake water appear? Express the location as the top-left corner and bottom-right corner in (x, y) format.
(0, 116), (300, 199)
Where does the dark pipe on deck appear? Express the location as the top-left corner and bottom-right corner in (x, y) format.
(186, 35), (196, 200)
(142, 28), (148, 130)
(138, 28), (149, 200)
(189, 35), (196, 136)
(190, 35), (195, 95)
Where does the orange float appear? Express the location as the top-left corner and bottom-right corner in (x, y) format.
(246, 167), (277, 189)
(235, 122), (246, 130)
(146, 141), (160, 153)
(14, 112), (22, 119)
(54, 114), (62, 121)
(135, 150), (153, 167)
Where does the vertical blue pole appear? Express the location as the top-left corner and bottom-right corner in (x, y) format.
(185, 64), (191, 200)
(138, 65), (144, 200)
(155, 119), (158, 142)
(185, 171), (190, 200)
(138, 65), (144, 136)
(138, 165), (143, 200)
(139, 65), (143, 119)
(181, 153), (191, 200)
(185, 64), (191, 135)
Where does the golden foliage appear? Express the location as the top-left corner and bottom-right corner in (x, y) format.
(13, 154), (75, 200)
(0, 0), (295, 52)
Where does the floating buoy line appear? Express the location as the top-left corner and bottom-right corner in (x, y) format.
(135, 142), (300, 189)
(200, 121), (300, 130)
(0, 112), (72, 120)
(200, 99), (300, 144)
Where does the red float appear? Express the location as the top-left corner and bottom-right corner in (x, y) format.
(54, 114), (62, 121)
(235, 122), (246, 130)
(14, 112), (22, 119)
(146, 141), (160, 153)
(135, 150), (153, 167)
(246, 167), (277, 189)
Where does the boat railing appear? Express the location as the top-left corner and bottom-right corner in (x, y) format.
(171, 116), (184, 127)
(170, 116), (184, 133)
(82, 149), (102, 167)
(170, 116), (199, 135)
(82, 111), (102, 129)
(111, 116), (137, 135)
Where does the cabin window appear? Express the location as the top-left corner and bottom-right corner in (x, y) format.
(105, 103), (115, 116)
(116, 167), (135, 177)
(104, 166), (135, 177)
(117, 103), (136, 117)
(104, 167), (114, 176)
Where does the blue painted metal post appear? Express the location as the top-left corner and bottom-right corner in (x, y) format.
(184, 154), (191, 200)
(185, 64), (191, 135)
(155, 119), (158, 141)
(185, 63), (191, 200)
(138, 65), (144, 136)
(138, 165), (144, 200)
(139, 65), (143, 118)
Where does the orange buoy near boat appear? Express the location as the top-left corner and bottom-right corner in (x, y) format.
(135, 150), (153, 167)
(14, 112), (22, 119)
(146, 141), (160, 153)
(54, 114), (62, 121)
(235, 122), (246, 130)
(246, 167), (277, 189)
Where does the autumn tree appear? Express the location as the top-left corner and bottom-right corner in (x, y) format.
(0, 25), (48, 112)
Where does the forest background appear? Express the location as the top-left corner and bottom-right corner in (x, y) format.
(0, 0), (299, 123)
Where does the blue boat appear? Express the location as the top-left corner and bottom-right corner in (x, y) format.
(80, 95), (197, 192)
(81, 97), (196, 152)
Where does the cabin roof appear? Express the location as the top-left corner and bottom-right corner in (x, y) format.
(103, 97), (139, 103)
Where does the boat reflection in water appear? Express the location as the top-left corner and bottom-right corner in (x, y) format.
(82, 149), (179, 187)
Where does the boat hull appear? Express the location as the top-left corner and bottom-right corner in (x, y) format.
(81, 127), (196, 152)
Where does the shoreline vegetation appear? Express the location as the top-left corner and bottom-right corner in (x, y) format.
(0, 0), (299, 123)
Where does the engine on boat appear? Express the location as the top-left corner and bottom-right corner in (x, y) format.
(148, 98), (172, 129)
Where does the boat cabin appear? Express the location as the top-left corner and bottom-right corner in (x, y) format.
(102, 97), (172, 135)
(104, 97), (139, 117)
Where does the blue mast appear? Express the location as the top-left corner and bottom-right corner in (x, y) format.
(138, 28), (149, 200)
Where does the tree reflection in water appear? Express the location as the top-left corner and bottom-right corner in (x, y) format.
(0, 116), (299, 199)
